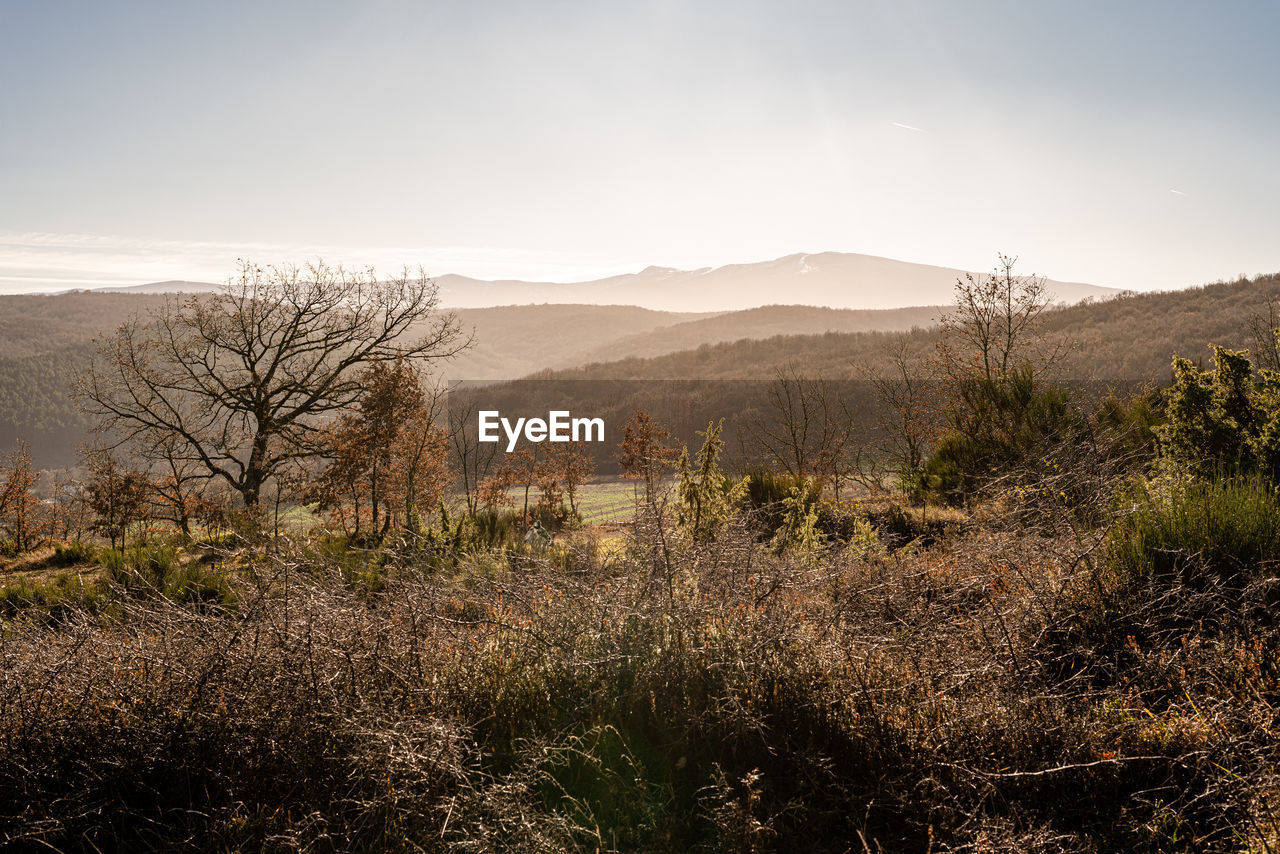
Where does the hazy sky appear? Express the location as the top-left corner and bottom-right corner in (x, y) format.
(2, 1), (1278, 294)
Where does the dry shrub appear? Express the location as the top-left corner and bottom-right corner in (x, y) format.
(0, 514), (1275, 852)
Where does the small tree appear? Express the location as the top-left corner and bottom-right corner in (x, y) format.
(476, 464), (518, 512)
(925, 255), (1073, 503)
(85, 450), (149, 550)
(676, 420), (748, 543)
(770, 479), (822, 557)
(508, 447), (541, 525)
(144, 431), (209, 538)
(552, 441), (595, 517)
(449, 397), (502, 516)
(865, 335), (934, 500)
(390, 394), (452, 536)
(743, 366), (852, 496)
(49, 470), (93, 542)
(312, 358), (453, 541)
(616, 408), (678, 502)
(935, 254), (1056, 388)
(0, 441), (49, 553)
(532, 453), (565, 520)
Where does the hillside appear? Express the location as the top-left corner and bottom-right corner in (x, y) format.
(447, 303), (945, 379)
(444, 304), (714, 379)
(0, 292), (170, 359)
(88, 280), (218, 295)
(573, 304), (943, 365)
(3, 272), (1274, 469)
(543, 274), (1280, 382)
(0, 296), (943, 464)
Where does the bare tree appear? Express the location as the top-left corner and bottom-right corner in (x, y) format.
(448, 394), (501, 516)
(392, 379), (452, 536)
(935, 254), (1056, 386)
(143, 431), (210, 538)
(78, 261), (468, 509)
(864, 335), (935, 499)
(1249, 296), (1280, 373)
(49, 470), (92, 542)
(742, 366), (852, 496)
(930, 254), (1067, 442)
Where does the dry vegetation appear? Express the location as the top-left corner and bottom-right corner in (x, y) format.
(3, 263), (1280, 851)
(2, 503), (1278, 852)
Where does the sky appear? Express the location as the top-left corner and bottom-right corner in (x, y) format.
(1, 0), (1278, 294)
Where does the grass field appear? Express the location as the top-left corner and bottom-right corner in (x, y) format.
(573, 478), (642, 524)
(486, 477), (645, 526)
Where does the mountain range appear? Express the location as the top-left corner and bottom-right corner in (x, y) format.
(91, 251), (1117, 312)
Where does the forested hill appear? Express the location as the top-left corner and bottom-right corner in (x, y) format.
(541, 273), (1280, 381)
(2, 273), (1275, 469)
(1040, 274), (1280, 377)
(0, 293), (170, 359)
(568, 304), (943, 366)
(0, 295), (942, 466)
(443, 304), (712, 378)
(0, 294), (175, 467)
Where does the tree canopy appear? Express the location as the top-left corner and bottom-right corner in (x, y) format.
(79, 262), (468, 508)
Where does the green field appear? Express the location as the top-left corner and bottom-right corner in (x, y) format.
(572, 478), (642, 524)
(489, 478), (643, 525)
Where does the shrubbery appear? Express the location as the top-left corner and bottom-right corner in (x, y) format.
(3, 519), (1270, 852)
(1109, 474), (1280, 589)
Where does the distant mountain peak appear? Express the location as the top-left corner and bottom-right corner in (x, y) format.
(432, 251), (1115, 313)
(82, 251), (1117, 314)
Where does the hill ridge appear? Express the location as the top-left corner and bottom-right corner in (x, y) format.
(70, 250), (1115, 312)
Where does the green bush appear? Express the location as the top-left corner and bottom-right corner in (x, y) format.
(99, 542), (234, 606)
(742, 466), (802, 508)
(922, 367), (1080, 505)
(1094, 388), (1164, 463)
(741, 467), (816, 538)
(1157, 344), (1280, 484)
(47, 540), (96, 567)
(530, 500), (579, 533)
(97, 546), (126, 574)
(471, 507), (522, 549)
(676, 420), (748, 542)
(163, 564), (234, 606)
(1108, 475), (1280, 588)
(0, 571), (102, 617)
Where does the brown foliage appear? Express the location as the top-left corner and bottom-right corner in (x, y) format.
(0, 440), (50, 552)
(312, 358), (452, 539)
(84, 449), (150, 550)
(616, 408), (678, 499)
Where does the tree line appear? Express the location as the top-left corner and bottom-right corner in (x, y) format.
(0, 255), (1274, 559)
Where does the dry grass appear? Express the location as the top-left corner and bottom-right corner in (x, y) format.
(0, 510), (1277, 852)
